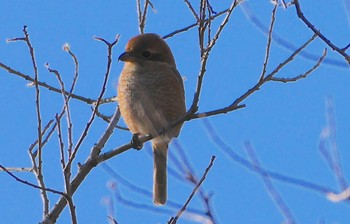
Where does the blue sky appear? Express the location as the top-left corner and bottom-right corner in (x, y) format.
(1, 1), (350, 223)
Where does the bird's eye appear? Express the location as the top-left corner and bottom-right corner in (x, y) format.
(142, 51), (151, 58)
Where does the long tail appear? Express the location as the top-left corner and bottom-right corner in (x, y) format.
(153, 142), (168, 205)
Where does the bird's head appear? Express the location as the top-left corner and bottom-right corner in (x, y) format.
(118, 33), (176, 67)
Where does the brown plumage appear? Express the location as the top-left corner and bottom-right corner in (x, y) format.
(117, 33), (186, 205)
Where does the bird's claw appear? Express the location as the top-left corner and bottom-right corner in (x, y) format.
(131, 133), (143, 150)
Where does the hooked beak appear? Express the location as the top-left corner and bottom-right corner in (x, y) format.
(118, 52), (134, 62)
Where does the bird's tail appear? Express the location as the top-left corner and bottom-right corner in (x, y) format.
(153, 142), (168, 205)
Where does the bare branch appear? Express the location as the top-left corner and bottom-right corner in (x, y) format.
(46, 65), (74, 157)
(102, 161), (207, 218)
(327, 188), (350, 202)
(0, 167), (33, 172)
(0, 62), (95, 104)
(66, 35), (120, 168)
(189, 0), (240, 115)
(244, 141), (296, 224)
(55, 114), (66, 169)
(63, 43), (80, 94)
(259, 4), (278, 81)
(170, 141), (217, 223)
(240, 2), (347, 68)
(66, 196), (77, 224)
(271, 48), (327, 83)
(293, 0), (350, 64)
(168, 156), (216, 224)
(318, 96), (348, 190)
(29, 119), (55, 156)
(14, 25), (50, 216)
(202, 119), (335, 195)
(184, 0), (199, 21)
(0, 164), (65, 196)
(163, 8), (232, 39)
(137, 0), (155, 34)
(42, 102), (121, 223)
(192, 33), (319, 119)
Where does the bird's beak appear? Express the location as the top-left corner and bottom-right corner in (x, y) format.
(118, 52), (134, 62)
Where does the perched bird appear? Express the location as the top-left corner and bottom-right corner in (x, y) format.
(117, 33), (186, 205)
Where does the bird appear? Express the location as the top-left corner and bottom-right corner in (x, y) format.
(117, 33), (186, 205)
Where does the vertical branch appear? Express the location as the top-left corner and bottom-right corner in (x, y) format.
(183, 0), (199, 21)
(45, 66), (74, 195)
(42, 36), (120, 223)
(65, 35), (120, 169)
(259, 3), (278, 81)
(19, 25), (50, 216)
(43, 100), (121, 224)
(188, 0), (239, 116)
(55, 114), (66, 169)
(64, 44), (80, 94)
(319, 97), (348, 190)
(63, 44), (80, 157)
(137, 0), (154, 34)
(198, 0), (207, 57)
(136, 0), (144, 33)
(46, 45), (80, 185)
(66, 196), (77, 224)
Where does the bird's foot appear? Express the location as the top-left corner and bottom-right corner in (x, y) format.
(131, 133), (143, 150)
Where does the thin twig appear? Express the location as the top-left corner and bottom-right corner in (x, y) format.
(140, 0), (149, 34)
(192, 33), (319, 119)
(189, 0), (239, 115)
(66, 35), (120, 168)
(259, 4), (278, 81)
(171, 140), (197, 180)
(293, 0), (350, 64)
(163, 8), (231, 39)
(46, 65), (74, 199)
(17, 25), (50, 216)
(168, 156), (216, 224)
(244, 141), (296, 224)
(63, 44), (80, 94)
(66, 196), (77, 224)
(137, 0), (154, 34)
(271, 48), (327, 83)
(112, 184), (176, 215)
(102, 163), (207, 217)
(29, 119), (54, 156)
(327, 188), (350, 202)
(64, 45), (80, 156)
(0, 62), (95, 104)
(55, 114), (66, 169)
(0, 167), (33, 172)
(240, 2), (347, 68)
(0, 164), (65, 196)
(206, 0), (217, 14)
(46, 66), (74, 157)
(94, 105), (129, 131)
(184, 0), (199, 21)
(46, 65), (73, 200)
(170, 141), (217, 223)
(202, 119), (336, 195)
(43, 99), (121, 223)
(318, 96), (348, 191)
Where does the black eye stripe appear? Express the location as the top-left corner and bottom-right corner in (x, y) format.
(142, 51), (151, 58)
